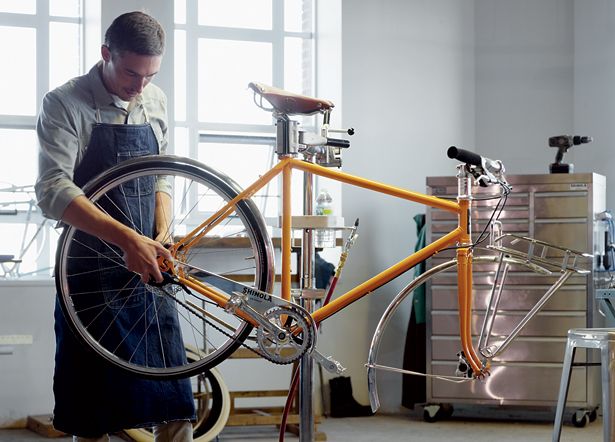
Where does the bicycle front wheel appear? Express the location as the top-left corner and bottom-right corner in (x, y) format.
(55, 155), (274, 379)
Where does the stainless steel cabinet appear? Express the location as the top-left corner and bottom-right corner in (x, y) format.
(425, 173), (605, 409)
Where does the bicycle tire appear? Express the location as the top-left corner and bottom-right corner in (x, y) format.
(55, 155), (274, 379)
(124, 352), (230, 442)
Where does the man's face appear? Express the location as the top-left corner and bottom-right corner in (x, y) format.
(101, 45), (162, 101)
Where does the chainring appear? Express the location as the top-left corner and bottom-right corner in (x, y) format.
(256, 306), (314, 364)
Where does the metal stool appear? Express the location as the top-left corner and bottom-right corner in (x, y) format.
(552, 328), (615, 441)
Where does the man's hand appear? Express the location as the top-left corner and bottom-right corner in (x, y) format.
(62, 195), (173, 284)
(122, 231), (173, 283)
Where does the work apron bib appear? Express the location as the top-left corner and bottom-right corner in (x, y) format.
(52, 110), (195, 437)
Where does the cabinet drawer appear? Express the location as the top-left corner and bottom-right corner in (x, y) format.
(430, 336), (585, 363)
(429, 363), (587, 404)
(534, 192), (588, 218)
(430, 311), (586, 337)
(430, 286), (587, 311)
(534, 222), (588, 253)
(430, 270), (587, 287)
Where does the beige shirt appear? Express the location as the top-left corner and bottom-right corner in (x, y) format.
(35, 61), (168, 220)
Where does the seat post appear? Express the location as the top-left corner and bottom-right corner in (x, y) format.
(275, 114), (298, 157)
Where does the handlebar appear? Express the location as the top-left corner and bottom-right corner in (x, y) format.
(447, 146), (509, 189)
(447, 146), (482, 167)
(448, 146), (503, 174)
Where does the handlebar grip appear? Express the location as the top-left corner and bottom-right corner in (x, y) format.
(447, 146), (482, 167)
(327, 137), (350, 148)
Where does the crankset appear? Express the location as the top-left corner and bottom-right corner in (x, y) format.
(178, 263), (318, 364)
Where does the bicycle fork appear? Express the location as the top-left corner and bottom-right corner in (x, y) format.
(456, 165), (489, 378)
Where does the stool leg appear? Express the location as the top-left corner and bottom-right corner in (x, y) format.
(601, 340), (615, 442)
(553, 342), (576, 442)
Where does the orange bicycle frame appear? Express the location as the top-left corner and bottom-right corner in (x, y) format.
(172, 156), (484, 376)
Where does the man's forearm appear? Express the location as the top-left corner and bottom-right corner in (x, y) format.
(61, 195), (137, 250)
(154, 191), (173, 244)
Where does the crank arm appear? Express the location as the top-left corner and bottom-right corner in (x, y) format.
(225, 292), (289, 342)
(311, 350), (346, 374)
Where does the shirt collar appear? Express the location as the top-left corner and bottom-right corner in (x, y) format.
(87, 61), (144, 110)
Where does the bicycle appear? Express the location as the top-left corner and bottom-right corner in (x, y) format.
(53, 82), (591, 413)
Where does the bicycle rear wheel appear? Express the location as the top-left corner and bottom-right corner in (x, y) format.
(55, 155), (274, 379)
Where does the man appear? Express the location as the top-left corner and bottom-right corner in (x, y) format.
(36, 11), (195, 441)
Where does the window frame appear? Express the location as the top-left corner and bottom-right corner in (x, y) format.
(173, 0), (316, 224)
(0, 1), (85, 278)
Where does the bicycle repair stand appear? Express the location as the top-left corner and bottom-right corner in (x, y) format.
(274, 109), (348, 441)
(292, 168), (343, 442)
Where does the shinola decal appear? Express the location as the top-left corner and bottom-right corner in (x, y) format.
(242, 286), (272, 302)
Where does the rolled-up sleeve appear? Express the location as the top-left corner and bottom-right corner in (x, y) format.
(147, 89), (171, 194)
(35, 91), (85, 220)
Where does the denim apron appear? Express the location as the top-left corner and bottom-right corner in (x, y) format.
(52, 105), (195, 437)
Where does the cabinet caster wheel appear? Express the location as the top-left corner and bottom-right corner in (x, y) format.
(423, 404), (439, 423)
(440, 403), (454, 418)
(588, 409), (598, 423)
(572, 410), (588, 428)
(423, 403), (453, 423)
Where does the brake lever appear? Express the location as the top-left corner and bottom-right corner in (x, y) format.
(468, 166), (495, 187)
(469, 159), (510, 191)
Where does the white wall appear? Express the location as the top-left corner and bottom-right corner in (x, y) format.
(574, 1), (615, 211)
(474, 0), (575, 173)
(335, 0), (610, 415)
(323, 0), (475, 413)
(0, 281), (56, 428)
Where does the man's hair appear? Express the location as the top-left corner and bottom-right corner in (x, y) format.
(104, 11), (165, 56)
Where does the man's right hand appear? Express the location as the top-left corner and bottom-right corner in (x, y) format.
(61, 195), (172, 284)
(121, 230), (173, 283)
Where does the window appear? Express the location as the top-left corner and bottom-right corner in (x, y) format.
(0, 0), (84, 277)
(173, 0), (315, 224)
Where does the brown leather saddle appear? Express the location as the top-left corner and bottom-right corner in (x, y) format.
(249, 82), (334, 116)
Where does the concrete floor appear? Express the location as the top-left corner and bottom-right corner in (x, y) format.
(0, 412), (604, 441)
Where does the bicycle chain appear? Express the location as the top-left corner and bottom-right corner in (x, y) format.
(160, 283), (308, 365)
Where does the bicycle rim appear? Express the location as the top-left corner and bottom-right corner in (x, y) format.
(55, 155), (274, 378)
